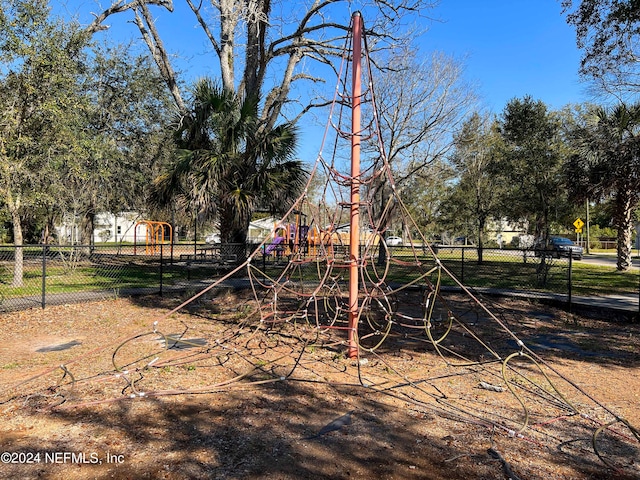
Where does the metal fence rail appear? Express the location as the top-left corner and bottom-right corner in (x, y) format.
(385, 245), (639, 313)
(424, 246), (571, 293)
(0, 244), (250, 312)
(0, 244), (637, 313)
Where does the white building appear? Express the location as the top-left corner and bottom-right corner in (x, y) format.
(56, 212), (146, 244)
(248, 217), (280, 243)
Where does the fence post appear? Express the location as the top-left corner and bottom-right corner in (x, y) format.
(41, 245), (46, 309)
(159, 243), (164, 297)
(568, 255), (573, 312)
(461, 247), (465, 284)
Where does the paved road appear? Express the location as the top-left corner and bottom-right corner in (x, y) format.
(580, 253), (639, 269)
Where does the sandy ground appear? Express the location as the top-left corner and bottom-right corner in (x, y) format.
(0, 289), (639, 479)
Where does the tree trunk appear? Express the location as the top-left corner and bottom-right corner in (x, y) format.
(219, 206), (249, 263)
(11, 209), (24, 287)
(218, 0), (238, 91)
(615, 190), (634, 271)
(376, 202), (388, 268)
(477, 217), (485, 264)
(242, 0), (269, 98)
(374, 184), (394, 267)
(80, 211), (95, 256)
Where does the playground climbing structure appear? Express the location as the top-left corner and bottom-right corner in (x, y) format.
(3, 12), (638, 476)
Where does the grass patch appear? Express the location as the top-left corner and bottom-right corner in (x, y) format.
(571, 263), (639, 296)
(0, 249), (637, 302)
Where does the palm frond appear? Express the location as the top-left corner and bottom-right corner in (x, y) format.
(154, 75), (303, 242)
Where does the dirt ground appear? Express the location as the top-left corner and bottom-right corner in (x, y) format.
(0, 287), (639, 480)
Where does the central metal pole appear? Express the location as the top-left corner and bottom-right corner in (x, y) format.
(348, 12), (362, 359)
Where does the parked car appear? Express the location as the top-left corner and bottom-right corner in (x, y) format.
(205, 233), (221, 244)
(534, 236), (583, 260)
(385, 236), (403, 246)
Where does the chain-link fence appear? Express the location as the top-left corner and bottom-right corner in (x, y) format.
(0, 244), (251, 312)
(0, 243), (638, 313)
(424, 246), (572, 293)
(386, 245), (639, 309)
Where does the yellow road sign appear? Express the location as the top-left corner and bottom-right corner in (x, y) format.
(575, 228), (583, 234)
(573, 218), (584, 230)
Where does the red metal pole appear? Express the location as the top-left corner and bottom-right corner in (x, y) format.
(348, 12), (362, 359)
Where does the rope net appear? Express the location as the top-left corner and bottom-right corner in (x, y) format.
(2, 14), (638, 476)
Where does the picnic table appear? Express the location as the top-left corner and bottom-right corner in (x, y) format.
(179, 245), (238, 264)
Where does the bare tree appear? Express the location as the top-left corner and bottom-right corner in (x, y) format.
(83, 0), (436, 128)
(366, 47), (477, 244)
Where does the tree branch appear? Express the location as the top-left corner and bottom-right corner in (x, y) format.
(133, 3), (186, 114)
(85, 0), (174, 34)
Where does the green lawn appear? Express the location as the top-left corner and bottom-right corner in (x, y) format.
(262, 251), (638, 297)
(0, 249), (637, 302)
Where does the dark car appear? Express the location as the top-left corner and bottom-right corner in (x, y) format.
(535, 236), (583, 260)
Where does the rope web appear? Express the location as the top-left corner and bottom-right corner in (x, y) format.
(3, 14), (639, 477)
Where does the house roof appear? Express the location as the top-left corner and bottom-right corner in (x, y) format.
(249, 217), (279, 231)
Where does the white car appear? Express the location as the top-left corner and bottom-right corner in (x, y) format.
(385, 236), (402, 246)
(205, 233), (221, 244)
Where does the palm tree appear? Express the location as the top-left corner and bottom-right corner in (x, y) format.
(153, 78), (307, 248)
(567, 103), (640, 271)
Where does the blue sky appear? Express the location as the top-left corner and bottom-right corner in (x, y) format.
(422, 1), (589, 112)
(66, 0), (588, 115)
(67, 0), (590, 113)
(60, 0), (591, 165)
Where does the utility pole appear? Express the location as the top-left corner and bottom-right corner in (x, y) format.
(586, 199), (590, 255)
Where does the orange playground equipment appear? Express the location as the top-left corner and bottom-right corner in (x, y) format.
(133, 221), (173, 256)
(265, 221), (380, 260)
